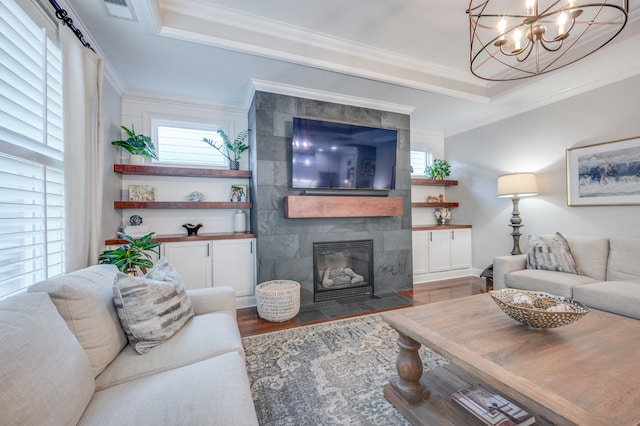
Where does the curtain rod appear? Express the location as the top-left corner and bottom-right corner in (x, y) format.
(48, 0), (95, 52)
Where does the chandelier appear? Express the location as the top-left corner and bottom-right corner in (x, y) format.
(466, 0), (628, 81)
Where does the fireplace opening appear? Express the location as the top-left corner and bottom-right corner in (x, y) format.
(313, 240), (373, 302)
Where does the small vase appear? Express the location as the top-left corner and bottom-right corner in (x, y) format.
(130, 154), (146, 165)
(229, 160), (240, 170)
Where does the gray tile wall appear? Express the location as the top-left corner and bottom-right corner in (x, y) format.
(249, 92), (412, 306)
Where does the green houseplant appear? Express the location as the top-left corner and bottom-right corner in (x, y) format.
(111, 125), (159, 160)
(425, 159), (451, 180)
(98, 232), (161, 275)
(202, 129), (250, 169)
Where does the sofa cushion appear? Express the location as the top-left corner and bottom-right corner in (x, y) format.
(113, 260), (194, 354)
(563, 235), (609, 281)
(29, 264), (127, 377)
(607, 238), (640, 282)
(573, 281), (640, 320)
(526, 233), (578, 274)
(79, 352), (259, 426)
(1, 292), (95, 426)
(96, 311), (244, 390)
(505, 269), (597, 298)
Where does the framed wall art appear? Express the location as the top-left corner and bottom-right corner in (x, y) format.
(566, 136), (640, 206)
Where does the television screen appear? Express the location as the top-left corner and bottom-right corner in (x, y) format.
(291, 117), (397, 191)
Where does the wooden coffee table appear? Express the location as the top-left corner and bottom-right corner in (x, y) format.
(382, 293), (640, 426)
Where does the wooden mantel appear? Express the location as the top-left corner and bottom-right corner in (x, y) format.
(284, 195), (404, 218)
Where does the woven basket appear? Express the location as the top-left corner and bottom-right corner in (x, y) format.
(490, 289), (590, 328)
(256, 280), (300, 322)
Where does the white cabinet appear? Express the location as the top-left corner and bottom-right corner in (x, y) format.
(412, 231), (428, 275)
(412, 228), (472, 283)
(161, 238), (256, 307)
(211, 239), (256, 297)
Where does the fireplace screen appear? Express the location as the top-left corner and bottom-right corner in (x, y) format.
(313, 240), (373, 302)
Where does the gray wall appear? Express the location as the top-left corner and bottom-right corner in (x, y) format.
(249, 91), (413, 305)
(100, 79), (122, 246)
(446, 74), (640, 271)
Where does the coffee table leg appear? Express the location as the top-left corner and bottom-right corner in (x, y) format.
(389, 331), (429, 403)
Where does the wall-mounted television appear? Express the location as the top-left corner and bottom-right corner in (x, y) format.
(291, 117), (397, 191)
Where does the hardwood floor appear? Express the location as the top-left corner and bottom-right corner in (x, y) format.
(238, 276), (487, 337)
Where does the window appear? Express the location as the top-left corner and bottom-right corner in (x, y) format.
(0, 1), (63, 297)
(410, 149), (432, 176)
(153, 120), (227, 166)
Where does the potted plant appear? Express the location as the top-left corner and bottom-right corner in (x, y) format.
(202, 129), (250, 170)
(112, 125), (159, 164)
(425, 159), (451, 180)
(98, 232), (161, 275)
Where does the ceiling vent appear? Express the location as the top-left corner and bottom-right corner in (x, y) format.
(102, 0), (136, 21)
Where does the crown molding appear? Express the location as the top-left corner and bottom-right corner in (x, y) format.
(250, 79), (416, 116)
(122, 89), (248, 114)
(156, 0), (490, 103)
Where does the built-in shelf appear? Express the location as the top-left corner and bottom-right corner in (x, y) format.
(105, 232), (255, 246)
(284, 196), (403, 218)
(411, 202), (459, 208)
(411, 178), (458, 186)
(114, 201), (252, 209)
(113, 164), (252, 178)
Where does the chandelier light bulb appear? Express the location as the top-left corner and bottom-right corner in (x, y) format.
(498, 17), (506, 37)
(513, 29), (522, 52)
(557, 12), (567, 36)
(525, 0), (536, 16)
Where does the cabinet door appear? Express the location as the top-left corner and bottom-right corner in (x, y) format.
(161, 241), (213, 290)
(211, 239), (256, 297)
(450, 229), (472, 270)
(427, 230), (451, 273)
(412, 231), (428, 276)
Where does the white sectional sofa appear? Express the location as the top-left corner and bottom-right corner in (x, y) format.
(0, 264), (259, 426)
(494, 235), (640, 320)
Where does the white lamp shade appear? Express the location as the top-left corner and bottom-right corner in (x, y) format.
(497, 173), (538, 197)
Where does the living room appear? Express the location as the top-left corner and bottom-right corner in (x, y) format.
(2, 0), (640, 425)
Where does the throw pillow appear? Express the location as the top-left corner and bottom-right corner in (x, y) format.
(526, 232), (579, 274)
(113, 257), (194, 354)
(29, 264), (127, 377)
(0, 292), (95, 425)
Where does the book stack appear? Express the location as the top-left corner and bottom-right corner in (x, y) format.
(451, 386), (535, 426)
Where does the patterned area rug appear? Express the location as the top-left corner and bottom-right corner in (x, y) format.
(242, 314), (449, 426)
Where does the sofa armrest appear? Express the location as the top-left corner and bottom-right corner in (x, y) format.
(187, 287), (237, 319)
(493, 255), (527, 290)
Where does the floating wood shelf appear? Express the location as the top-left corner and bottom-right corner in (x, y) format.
(284, 196), (403, 218)
(411, 178), (458, 186)
(411, 202), (459, 208)
(105, 232), (255, 245)
(113, 164), (251, 178)
(114, 201), (252, 209)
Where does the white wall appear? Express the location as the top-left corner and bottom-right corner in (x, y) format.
(446, 74), (640, 271)
(101, 79), (122, 245)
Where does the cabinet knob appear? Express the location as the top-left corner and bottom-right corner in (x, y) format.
(451, 230), (455, 240)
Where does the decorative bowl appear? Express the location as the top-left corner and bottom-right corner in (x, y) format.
(489, 289), (590, 328)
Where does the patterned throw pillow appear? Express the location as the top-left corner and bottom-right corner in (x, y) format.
(526, 232), (579, 274)
(113, 257), (194, 354)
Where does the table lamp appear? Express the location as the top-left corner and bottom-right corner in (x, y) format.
(497, 173), (538, 255)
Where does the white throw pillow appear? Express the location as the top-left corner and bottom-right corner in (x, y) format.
(0, 292), (95, 425)
(29, 264), (127, 377)
(113, 257), (194, 354)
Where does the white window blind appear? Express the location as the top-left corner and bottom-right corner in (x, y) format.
(153, 120), (227, 166)
(410, 149), (432, 176)
(0, 1), (63, 297)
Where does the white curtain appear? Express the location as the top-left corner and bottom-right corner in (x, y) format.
(61, 27), (105, 271)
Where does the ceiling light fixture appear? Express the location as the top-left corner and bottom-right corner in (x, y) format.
(466, 0), (628, 81)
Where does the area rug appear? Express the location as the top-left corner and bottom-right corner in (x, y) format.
(242, 314), (449, 426)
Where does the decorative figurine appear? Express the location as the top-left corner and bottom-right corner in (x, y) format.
(129, 214), (143, 226)
(182, 223), (203, 236)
